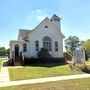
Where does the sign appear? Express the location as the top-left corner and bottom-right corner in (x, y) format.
(73, 47), (85, 65)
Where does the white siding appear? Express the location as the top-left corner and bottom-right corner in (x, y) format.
(10, 42), (30, 58)
(10, 17), (64, 59)
(28, 19), (64, 58)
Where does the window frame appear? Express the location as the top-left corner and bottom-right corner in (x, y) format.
(35, 41), (39, 51)
(23, 43), (27, 52)
(55, 41), (58, 52)
(43, 36), (52, 51)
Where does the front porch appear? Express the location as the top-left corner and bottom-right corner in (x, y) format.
(10, 40), (28, 66)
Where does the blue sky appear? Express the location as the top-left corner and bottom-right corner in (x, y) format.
(0, 0), (90, 49)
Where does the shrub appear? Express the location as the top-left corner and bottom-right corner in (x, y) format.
(38, 48), (51, 58)
(69, 63), (85, 71)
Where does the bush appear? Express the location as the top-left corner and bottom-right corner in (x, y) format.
(69, 64), (85, 71)
(38, 48), (51, 58)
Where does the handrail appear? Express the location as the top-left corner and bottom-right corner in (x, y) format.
(12, 52), (15, 60)
(64, 52), (72, 60)
(66, 52), (72, 57)
(20, 52), (24, 64)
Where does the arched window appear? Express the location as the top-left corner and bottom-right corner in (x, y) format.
(35, 41), (39, 51)
(43, 36), (52, 51)
(55, 41), (58, 51)
(23, 43), (27, 52)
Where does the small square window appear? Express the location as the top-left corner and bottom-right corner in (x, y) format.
(44, 26), (48, 28)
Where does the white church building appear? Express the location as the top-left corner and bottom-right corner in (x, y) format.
(10, 14), (65, 65)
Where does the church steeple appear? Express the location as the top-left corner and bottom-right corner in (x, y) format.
(50, 14), (61, 30)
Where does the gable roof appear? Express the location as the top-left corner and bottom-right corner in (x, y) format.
(27, 17), (65, 38)
(18, 29), (32, 40)
(48, 18), (65, 38)
(18, 15), (65, 39)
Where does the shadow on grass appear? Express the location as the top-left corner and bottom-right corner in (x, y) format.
(3, 61), (8, 67)
(24, 62), (67, 68)
(3, 59), (13, 67)
(23, 58), (67, 68)
(4, 58), (67, 68)
(82, 66), (90, 74)
(82, 69), (90, 74)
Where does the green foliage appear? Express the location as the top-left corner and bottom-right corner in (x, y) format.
(82, 39), (90, 54)
(65, 36), (80, 53)
(0, 47), (9, 55)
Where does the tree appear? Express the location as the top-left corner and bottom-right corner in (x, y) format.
(65, 36), (80, 53)
(0, 47), (6, 55)
(82, 39), (90, 55)
(6, 48), (10, 55)
(0, 47), (9, 56)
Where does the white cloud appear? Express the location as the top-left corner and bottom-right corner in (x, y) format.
(36, 15), (46, 20)
(20, 10), (50, 29)
(31, 11), (35, 14)
(31, 9), (41, 15)
(36, 10), (40, 13)
(31, 9), (49, 21)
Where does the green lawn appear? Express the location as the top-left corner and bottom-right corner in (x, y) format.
(8, 63), (83, 81)
(1, 78), (90, 90)
(0, 58), (8, 71)
(0, 60), (3, 71)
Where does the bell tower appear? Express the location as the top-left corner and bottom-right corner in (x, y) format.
(50, 14), (61, 30)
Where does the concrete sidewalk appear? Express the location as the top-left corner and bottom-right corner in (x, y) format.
(0, 67), (10, 82)
(0, 73), (90, 87)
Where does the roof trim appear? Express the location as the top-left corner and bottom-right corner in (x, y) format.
(27, 17), (65, 38)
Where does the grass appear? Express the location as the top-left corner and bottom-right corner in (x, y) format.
(0, 60), (3, 71)
(0, 58), (8, 71)
(8, 63), (83, 81)
(1, 78), (90, 90)
(85, 59), (90, 65)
